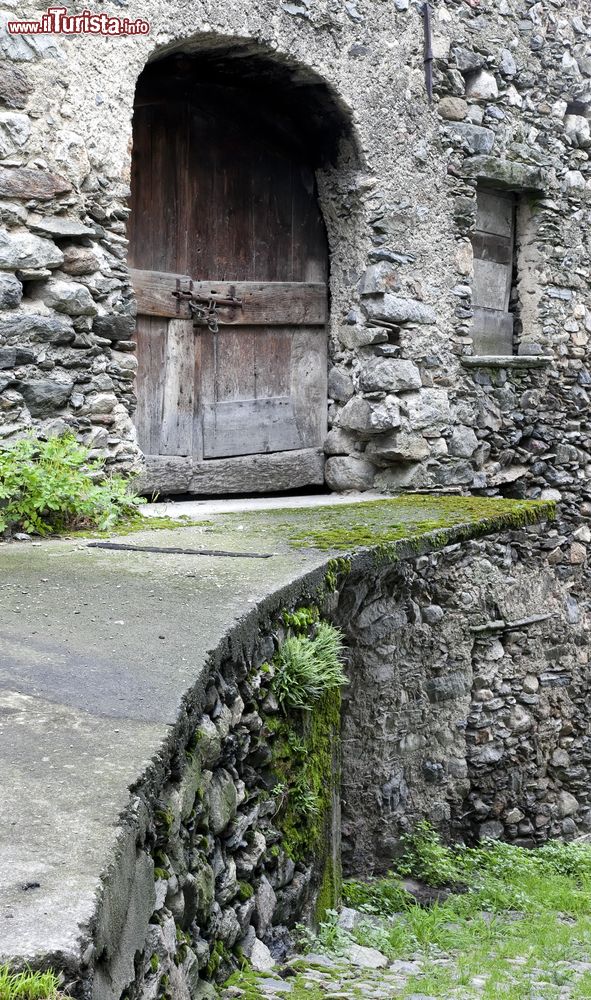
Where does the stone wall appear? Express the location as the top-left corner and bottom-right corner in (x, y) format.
(88, 605), (341, 1000)
(338, 522), (590, 877)
(0, 0), (589, 522)
(17, 520), (587, 997)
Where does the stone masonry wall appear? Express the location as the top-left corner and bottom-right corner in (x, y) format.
(338, 523), (590, 877)
(87, 602), (341, 1000)
(27, 525), (588, 997)
(0, 0), (589, 530)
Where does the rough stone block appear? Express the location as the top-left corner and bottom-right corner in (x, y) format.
(0, 165), (71, 200)
(357, 261), (399, 296)
(206, 768), (238, 835)
(93, 313), (136, 342)
(449, 425), (479, 458)
(465, 70), (499, 100)
(337, 324), (388, 349)
(253, 875), (277, 936)
(31, 278), (98, 316)
(323, 427), (358, 456)
(438, 96), (468, 121)
(250, 938), (275, 972)
(365, 431), (429, 465)
(0, 313), (73, 345)
(325, 455), (375, 490)
(28, 215), (96, 240)
(0, 112), (30, 157)
(373, 462), (432, 492)
(338, 395), (400, 435)
(453, 46), (485, 74)
(0, 345), (35, 367)
(401, 389), (450, 430)
(363, 294), (436, 326)
(0, 64), (31, 109)
(462, 155), (545, 191)
(61, 245), (102, 275)
(0, 272), (22, 309)
(359, 358), (421, 393)
(0, 229), (63, 270)
(19, 378), (73, 415)
(447, 122), (495, 154)
(328, 365), (354, 402)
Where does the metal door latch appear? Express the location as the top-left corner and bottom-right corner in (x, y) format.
(172, 280), (243, 332)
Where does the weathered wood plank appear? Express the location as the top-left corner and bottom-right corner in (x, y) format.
(476, 188), (514, 238)
(130, 268), (327, 325)
(134, 315), (167, 454)
(202, 397), (303, 458)
(471, 232), (512, 265)
(472, 306), (514, 356)
(473, 258), (512, 312)
(290, 327), (328, 448)
(160, 319), (195, 456)
(138, 449), (325, 496)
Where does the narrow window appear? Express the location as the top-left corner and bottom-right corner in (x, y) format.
(471, 187), (516, 355)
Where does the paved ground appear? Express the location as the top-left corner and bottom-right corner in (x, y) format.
(0, 495), (551, 972)
(0, 513), (328, 967)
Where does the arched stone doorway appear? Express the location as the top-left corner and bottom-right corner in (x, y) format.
(128, 48), (353, 495)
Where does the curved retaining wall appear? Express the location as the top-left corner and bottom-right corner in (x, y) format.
(95, 533), (587, 1000)
(0, 500), (587, 1000)
(91, 595), (343, 1000)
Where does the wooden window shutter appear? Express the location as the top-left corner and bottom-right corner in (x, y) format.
(471, 188), (515, 355)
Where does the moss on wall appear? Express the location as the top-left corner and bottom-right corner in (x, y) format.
(266, 607), (344, 920)
(208, 494), (555, 557)
(278, 495), (556, 552)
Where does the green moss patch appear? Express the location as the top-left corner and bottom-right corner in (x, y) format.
(195, 494), (555, 559)
(273, 495), (556, 552)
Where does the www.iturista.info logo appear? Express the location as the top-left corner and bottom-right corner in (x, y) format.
(7, 6), (150, 34)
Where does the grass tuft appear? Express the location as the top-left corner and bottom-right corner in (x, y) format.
(272, 621), (347, 711)
(0, 967), (61, 1000)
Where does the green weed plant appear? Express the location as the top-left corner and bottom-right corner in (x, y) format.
(271, 621), (347, 711)
(0, 433), (141, 536)
(334, 826), (591, 997)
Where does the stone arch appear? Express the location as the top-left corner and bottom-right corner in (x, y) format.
(126, 36), (369, 495)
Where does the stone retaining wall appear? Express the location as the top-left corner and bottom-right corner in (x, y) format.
(339, 523), (590, 877)
(89, 600), (341, 1000)
(72, 519), (589, 999)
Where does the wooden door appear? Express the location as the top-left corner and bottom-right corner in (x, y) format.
(128, 70), (329, 495)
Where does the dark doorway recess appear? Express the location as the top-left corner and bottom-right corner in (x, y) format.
(129, 50), (346, 496)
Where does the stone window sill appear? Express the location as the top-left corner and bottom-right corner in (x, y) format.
(461, 355), (553, 369)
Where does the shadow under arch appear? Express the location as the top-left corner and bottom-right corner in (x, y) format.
(133, 35), (365, 172)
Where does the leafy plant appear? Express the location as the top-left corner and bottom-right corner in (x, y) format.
(0, 433), (141, 536)
(343, 875), (413, 915)
(272, 621), (347, 711)
(396, 820), (463, 887)
(0, 967), (61, 1000)
(298, 832), (591, 999)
